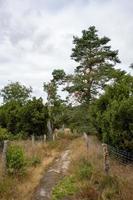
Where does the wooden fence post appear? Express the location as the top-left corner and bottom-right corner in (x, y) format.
(83, 132), (89, 159)
(2, 140), (8, 176)
(102, 143), (110, 175)
(32, 135), (35, 146)
(44, 134), (46, 143)
(53, 134), (55, 141)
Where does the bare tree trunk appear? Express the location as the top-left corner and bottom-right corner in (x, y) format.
(47, 119), (53, 141)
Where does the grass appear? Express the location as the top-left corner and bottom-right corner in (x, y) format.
(0, 135), (132, 200)
(0, 136), (72, 200)
(52, 176), (77, 200)
(76, 158), (93, 180)
(52, 136), (133, 200)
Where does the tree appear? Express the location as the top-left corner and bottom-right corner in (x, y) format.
(90, 74), (133, 152)
(129, 63), (133, 70)
(18, 97), (48, 137)
(43, 70), (66, 139)
(52, 69), (66, 84)
(0, 82), (32, 104)
(0, 101), (21, 134)
(65, 26), (121, 104)
(0, 97), (48, 137)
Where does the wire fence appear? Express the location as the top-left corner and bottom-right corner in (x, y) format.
(107, 144), (133, 165)
(83, 133), (133, 167)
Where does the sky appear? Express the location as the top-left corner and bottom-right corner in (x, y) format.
(0, 0), (133, 102)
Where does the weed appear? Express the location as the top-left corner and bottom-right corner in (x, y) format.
(6, 145), (27, 175)
(75, 184), (99, 200)
(30, 156), (41, 167)
(0, 177), (18, 200)
(52, 176), (77, 200)
(76, 158), (93, 180)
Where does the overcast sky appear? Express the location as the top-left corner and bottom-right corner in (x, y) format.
(0, 0), (133, 101)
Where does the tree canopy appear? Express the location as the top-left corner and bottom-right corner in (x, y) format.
(63, 26), (121, 103)
(0, 82), (32, 104)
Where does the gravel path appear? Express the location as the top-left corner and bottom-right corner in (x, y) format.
(32, 149), (71, 200)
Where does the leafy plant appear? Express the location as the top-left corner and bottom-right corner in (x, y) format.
(6, 145), (27, 175)
(0, 127), (11, 141)
(52, 176), (77, 200)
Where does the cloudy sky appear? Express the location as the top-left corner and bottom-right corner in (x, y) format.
(0, 0), (133, 101)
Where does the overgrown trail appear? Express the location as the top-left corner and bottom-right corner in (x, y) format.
(32, 148), (71, 200)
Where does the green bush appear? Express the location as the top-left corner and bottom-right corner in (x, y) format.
(90, 75), (133, 152)
(6, 145), (26, 175)
(9, 131), (28, 140)
(0, 127), (10, 141)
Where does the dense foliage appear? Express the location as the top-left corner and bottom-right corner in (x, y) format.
(65, 26), (120, 103)
(0, 82), (32, 104)
(6, 145), (26, 174)
(90, 74), (133, 152)
(0, 97), (48, 137)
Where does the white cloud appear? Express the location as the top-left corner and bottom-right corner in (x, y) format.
(0, 0), (133, 103)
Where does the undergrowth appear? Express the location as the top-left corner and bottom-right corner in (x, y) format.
(52, 176), (77, 200)
(51, 137), (130, 200)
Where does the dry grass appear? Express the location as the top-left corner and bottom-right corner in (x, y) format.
(67, 136), (133, 200)
(0, 136), (133, 200)
(0, 138), (71, 200)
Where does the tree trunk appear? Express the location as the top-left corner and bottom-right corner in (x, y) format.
(47, 119), (53, 141)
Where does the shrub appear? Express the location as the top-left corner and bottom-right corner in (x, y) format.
(0, 127), (10, 141)
(6, 145), (26, 175)
(9, 131), (28, 140)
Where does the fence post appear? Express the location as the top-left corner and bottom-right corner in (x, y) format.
(53, 134), (55, 141)
(32, 135), (35, 146)
(2, 140), (8, 176)
(83, 132), (89, 159)
(102, 143), (110, 175)
(44, 134), (46, 143)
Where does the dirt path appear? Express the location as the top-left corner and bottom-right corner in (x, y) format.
(31, 148), (71, 200)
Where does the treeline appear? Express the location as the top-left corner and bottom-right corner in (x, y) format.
(0, 96), (48, 139)
(0, 26), (133, 152)
(0, 81), (67, 139)
(90, 74), (133, 152)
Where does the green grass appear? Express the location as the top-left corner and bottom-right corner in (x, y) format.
(76, 158), (93, 180)
(52, 176), (78, 200)
(52, 159), (93, 200)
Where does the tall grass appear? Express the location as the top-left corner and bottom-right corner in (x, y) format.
(56, 136), (133, 200)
